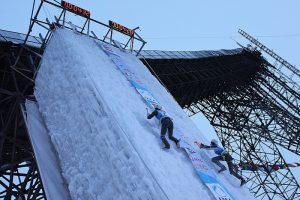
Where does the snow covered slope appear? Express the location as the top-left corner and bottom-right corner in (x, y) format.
(34, 28), (255, 200)
(23, 100), (70, 200)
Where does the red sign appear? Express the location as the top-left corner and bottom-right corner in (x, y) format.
(109, 20), (134, 37)
(61, 1), (90, 18)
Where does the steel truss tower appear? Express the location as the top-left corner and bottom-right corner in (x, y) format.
(185, 31), (300, 200)
(0, 37), (45, 199)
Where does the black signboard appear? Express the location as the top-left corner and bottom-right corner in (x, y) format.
(61, 1), (90, 18)
(109, 20), (134, 37)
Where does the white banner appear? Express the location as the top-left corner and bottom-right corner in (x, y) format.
(98, 42), (236, 200)
(99, 42), (160, 109)
(180, 138), (235, 200)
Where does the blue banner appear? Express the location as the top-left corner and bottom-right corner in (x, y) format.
(99, 42), (160, 109)
(97, 42), (236, 200)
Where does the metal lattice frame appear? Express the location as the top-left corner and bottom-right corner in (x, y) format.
(0, 35), (45, 199)
(238, 30), (300, 155)
(187, 86), (300, 200)
(143, 49), (265, 107)
(238, 29), (300, 78)
(183, 33), (300, 199)
(141, 31), (300, 199)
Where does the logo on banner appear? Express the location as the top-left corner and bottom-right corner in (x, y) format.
(102, 44), (113, 53)
(210, 184), (231, 200)
(186, 147), (196, 154)
(98, 42), (235, 200)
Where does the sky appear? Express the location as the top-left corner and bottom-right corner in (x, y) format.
(1, 0), (300, 185)
(1, 0), (299, 66)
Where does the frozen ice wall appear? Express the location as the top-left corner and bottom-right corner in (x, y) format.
(34, 28), (255, 200)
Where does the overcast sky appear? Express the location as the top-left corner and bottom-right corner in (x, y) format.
(1, 0), (299, 65)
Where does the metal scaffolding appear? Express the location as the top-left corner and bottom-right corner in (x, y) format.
(140, 30), (300, 199)
(188, 87), (300, 199)
(181, 31), (300, 200)
(0, 35), (45, 199)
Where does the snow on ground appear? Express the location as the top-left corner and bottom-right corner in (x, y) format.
(34, 28), (255, 200)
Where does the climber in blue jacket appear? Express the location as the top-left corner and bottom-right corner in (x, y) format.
(195, 139), (246, 186)
(147, 104), (179, 149)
